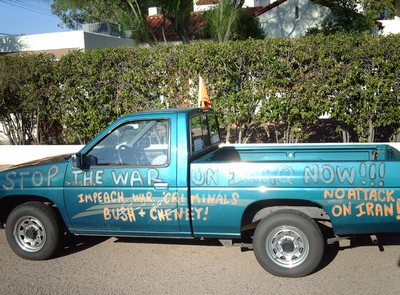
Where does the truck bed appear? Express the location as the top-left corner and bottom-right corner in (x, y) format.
(198, 144), (400, 162)
(190, 143), (400, 237)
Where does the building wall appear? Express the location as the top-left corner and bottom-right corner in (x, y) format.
(243, 0), (271, 7)
(194, 0), (272, 11)
(21, 31), (86, 51)
(193, 3), (216, 11)
(378, 0), (400, 34)
(379, 20), (400, 34)
(258, 0), (330, 37)
(83, 31), (135, 50)
(0, 34), (28, 53)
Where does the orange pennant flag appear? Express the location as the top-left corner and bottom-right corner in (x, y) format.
(198, 75), (211, 109)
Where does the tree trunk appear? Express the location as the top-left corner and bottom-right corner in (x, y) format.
(342, 130), (350, 143)
(225, 127), (231, 144)
(238, 128), (242, 144)
(367, 118), (375, 143)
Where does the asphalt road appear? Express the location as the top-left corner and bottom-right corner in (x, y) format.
(0, 230), (399, 295)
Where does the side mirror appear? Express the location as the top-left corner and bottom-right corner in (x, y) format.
(72, 153), (98, 169)
(71, 153), (82, 168)
(85, 155), (98, 167)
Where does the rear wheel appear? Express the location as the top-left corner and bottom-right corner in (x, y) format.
(253, 209), (324, 277)
(6, 202), (60, 260)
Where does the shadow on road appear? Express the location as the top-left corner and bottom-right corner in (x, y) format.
(114, 237), (223, 247)
(314, 226), (400, 274)
(314, 223), (340, 273)
(339, 233), (400, 270)
(340, 233), (400, 250)
(54, 231), (400, 271)
(53, 235), (222, 259)
(55, 234), (110, 259)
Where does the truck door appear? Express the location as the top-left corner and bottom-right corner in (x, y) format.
(63, 118), (180, 235)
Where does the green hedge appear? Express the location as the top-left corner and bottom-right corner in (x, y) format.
(1, 32), (399, 144)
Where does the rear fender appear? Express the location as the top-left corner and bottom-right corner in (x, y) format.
(253, 206), (330, 223)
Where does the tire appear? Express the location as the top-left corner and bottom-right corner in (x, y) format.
(6, 202), (60, 260)
(253, 209), (324, 278)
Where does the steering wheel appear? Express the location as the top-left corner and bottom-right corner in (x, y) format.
(116, 145), (139, 165)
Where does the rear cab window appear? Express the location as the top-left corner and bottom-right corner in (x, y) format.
(190, 113), (221, 156)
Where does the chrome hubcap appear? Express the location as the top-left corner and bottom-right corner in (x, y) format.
(14, 216), (46, 252)
(266, 225), (309, 268)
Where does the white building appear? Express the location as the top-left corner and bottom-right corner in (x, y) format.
(257, 0), (330, 37)
(193, 0), (329, 37)
(0, 24), (136, 59)
(194, 0), (272, 11)
(193, 0), (400, 37)
(377, 0), (400, 35)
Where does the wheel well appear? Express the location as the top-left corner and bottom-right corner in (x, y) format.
(0, 195), (59, 227)
(240, 199), (331, 233)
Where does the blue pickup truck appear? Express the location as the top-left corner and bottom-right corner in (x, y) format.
(0, 108), (399, 277)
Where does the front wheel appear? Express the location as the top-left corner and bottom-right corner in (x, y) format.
(253, 209), (324, 277)
(6, 202), (60, 260)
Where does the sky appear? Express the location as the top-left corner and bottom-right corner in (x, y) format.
(0, 0), (70, 35)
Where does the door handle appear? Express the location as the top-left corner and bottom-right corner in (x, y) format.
(154, 182), (169, 189)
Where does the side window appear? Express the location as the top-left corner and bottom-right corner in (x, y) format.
(191, 114), (220, 155)
(87, 119), (169, 166)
